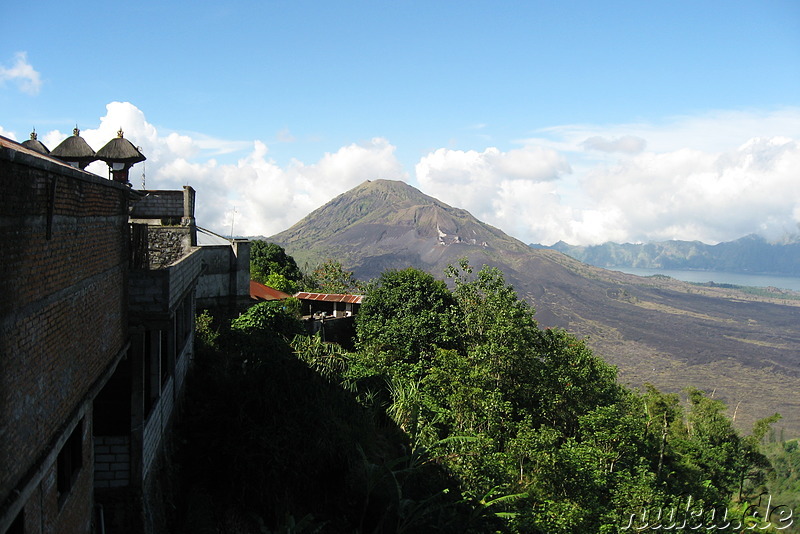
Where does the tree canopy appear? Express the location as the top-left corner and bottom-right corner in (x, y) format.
(354, 267), (461, 365)
(348, 262), (781, 532)
(306, 259), (363, 294)
(250, 241), (303, 289)
(183, 261), (784, 533)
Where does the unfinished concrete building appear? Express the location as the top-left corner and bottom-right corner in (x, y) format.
(0, 132), (249, 533)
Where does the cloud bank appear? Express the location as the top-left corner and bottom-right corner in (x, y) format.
(34, 102), (408, 238)
(9, 103), (800, 247)
(422, 110), (800, 245)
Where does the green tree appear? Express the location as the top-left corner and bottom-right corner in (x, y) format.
(250, 241), (303, 285)
(199, 258), (781, 533)
(446, 261), (540, 389)
(307, 259), (363, 294)
(230, 298), (304, 356)
(264, 272), (299, 294)
(355, 267), (461, 366)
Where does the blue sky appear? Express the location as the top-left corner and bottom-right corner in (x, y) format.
(2, 1), (799, 244)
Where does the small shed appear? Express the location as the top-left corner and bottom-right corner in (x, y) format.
(293, 292), (363, 318)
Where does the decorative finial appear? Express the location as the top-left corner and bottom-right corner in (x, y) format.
(73, 125), (80, 136)
(30, 129), (37, 141)
(117, 128), (124, 138)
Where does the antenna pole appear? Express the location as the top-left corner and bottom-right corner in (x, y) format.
(230, 206), (237, 239)
(139, 147), (145, 189)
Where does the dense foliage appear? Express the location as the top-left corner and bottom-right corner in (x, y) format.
(250, 241), (304, 292)
(355, 268), (461, 363)
(350, 262), (782, 532)
(763, 438), (800, 528)
(180, 260), (787, 533)
(307, 259), (364, 294)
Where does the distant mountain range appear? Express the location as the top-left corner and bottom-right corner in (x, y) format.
(537, 235), (800, 276)
(268, 179), (800, 436)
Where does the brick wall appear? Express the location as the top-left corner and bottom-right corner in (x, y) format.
(140, 330), (193, 481)
(48, 419), (95, 534)
(129, 190), (184, 221)
(94, 436), (131, 489)
(12, 414), (95, 534)
(129, 187), (195, 223)
(0, 141), (131, 532)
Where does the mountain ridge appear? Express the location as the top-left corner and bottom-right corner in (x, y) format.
(270, 179), (530, 278)
(540, 234), (800, 276)
(268, 179), (800, 437)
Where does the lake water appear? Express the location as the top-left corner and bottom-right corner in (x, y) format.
(613, 267), (800, 292)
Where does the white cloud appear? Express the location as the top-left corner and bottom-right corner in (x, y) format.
(32, 102), (409, 239)
(581, 135), (646, 154)
(555, 134), (800, 245)
(200, 137), (408, 237)
(415, 109), (800, 245)
(416, 145), (572, 242)
(533, 108), (800, 155)
(0, 126), (17, 140)
(10, 103), (800, 248)
(276, 128), (296, 142)
(0, 52), (42, 95)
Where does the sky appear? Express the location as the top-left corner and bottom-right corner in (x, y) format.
(2, 0), (799, 245)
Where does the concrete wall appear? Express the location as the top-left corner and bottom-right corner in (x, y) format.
(0, 140), (131, 533)
(129, 189), (189, 221)
(196, 240), (251, 312)
(129, 249), (203, 317)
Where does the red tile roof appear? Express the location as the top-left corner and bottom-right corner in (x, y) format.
(250, 281), (291, 301)
(293, 292), (363, 304)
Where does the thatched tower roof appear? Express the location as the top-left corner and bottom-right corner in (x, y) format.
(21, 130), (49, 155)
(96, 129), (146, 164)
(50, 127), (96, 164)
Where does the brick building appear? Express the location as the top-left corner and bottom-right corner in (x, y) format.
(93, 186), (204, 532)
(0, 134), (250, 533)
(1, 136), (134, 533)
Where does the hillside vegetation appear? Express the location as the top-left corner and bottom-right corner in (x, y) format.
(267, 179), (800, 438)
(176, 261), (792, 533)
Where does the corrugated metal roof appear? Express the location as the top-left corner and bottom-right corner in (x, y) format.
(196, 226), (233, 246)
(293, 292), (363, 304)
(250, 281), (291, 301)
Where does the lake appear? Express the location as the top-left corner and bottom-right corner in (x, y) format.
(613, 267), (800, 292)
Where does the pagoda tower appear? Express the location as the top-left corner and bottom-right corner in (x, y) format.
(96, 128), (146, 185)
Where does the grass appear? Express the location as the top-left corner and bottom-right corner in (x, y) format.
(631, 298), (737, 323)
(723, 336), (793, 350)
